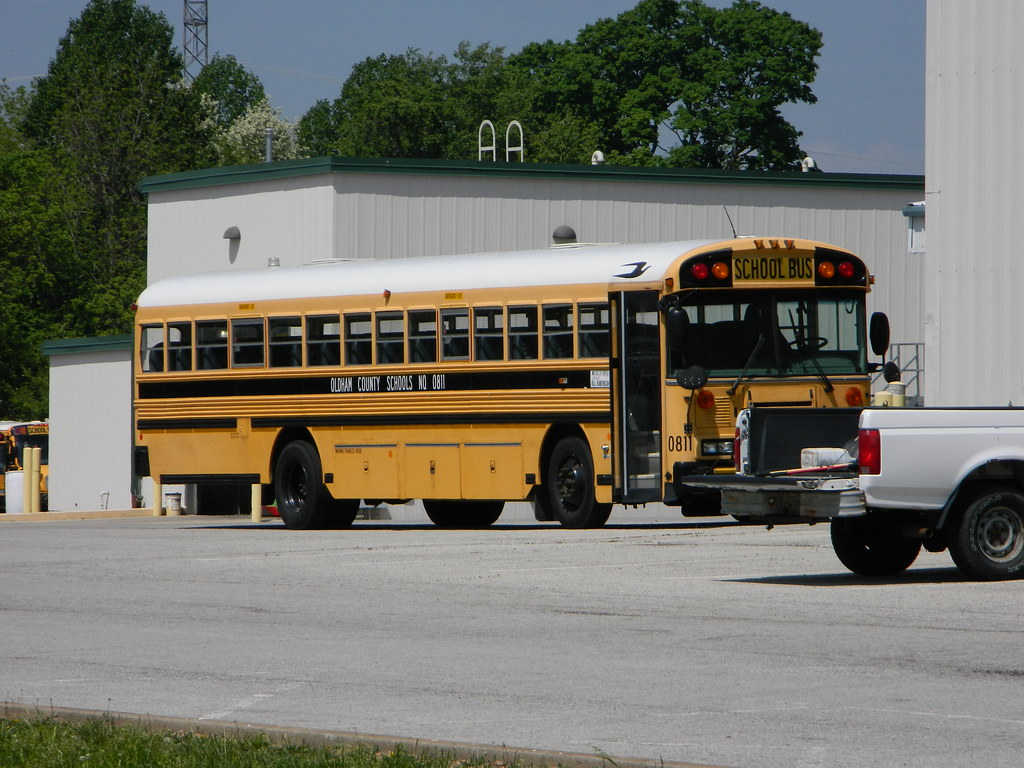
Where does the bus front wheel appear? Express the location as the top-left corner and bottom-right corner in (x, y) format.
(545, 437), (611, 529)
(275, 441), (356, 530)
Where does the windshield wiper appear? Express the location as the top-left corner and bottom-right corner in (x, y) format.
(727, 334), (765, 396)
(795, 341), (834, 393)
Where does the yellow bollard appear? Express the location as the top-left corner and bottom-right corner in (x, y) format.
(251, 483), (262, 523)
(152, 480), (164, 516)
(22, 446), (35, 514)
(28, 446), (41, 513)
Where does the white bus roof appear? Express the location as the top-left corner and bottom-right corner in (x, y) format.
(136, 239), (726, 309)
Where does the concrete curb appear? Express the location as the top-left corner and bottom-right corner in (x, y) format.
(0, 509), (156, 522)
(0, 702), (731, 768)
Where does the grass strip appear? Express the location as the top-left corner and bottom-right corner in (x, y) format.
(0, 716), (522, 768)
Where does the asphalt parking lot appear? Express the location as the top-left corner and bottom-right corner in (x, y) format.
(1, 507), (1021, 768)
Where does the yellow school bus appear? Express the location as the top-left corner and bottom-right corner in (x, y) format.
(0, 421), (49, 512)
(133, 237), (886, 528)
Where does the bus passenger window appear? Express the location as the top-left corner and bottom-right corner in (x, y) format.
(306, 315), (341, 366)
(196, 321), (228, 370)
(269, 316), (303, 367)
(441, 308), (470, 361)
(543, 304), (574, 359)
(473, 307), (504, 361)
(409, 310), (437, 363)
(168, 322), (192, 371)
(232, 319), (265, 367)
(578, 303), (610, 358)
(376, 312), (405, 364)
(340, 314), (367, 366)
(508, 306), (538, 360)
(139, 324), (165, 372)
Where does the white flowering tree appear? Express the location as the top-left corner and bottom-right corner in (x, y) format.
(212, 98), (298, 166)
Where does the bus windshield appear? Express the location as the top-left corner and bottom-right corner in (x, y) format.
(670, 290), (867, 378)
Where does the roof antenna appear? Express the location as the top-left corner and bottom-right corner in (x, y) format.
(723, 207), (737, 238)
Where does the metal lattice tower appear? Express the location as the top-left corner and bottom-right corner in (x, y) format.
(182, 1), (208, 84)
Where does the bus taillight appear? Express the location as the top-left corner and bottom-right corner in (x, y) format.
(838, 261), (855, 279)
(679, 249), (733, 288)
(817, 261), (836, 279)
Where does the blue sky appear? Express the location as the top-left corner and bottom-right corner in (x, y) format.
(3, 0), (925, 174)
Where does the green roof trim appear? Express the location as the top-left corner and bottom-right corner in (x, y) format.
(42, 334), (132, 357)
(140, 156), (925, 195)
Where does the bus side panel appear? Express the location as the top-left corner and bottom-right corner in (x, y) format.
(143, 428), (267, 479)
(406, 443), (461, 499)
(462, 442), (525, 500)
(326, 438), (400, 500)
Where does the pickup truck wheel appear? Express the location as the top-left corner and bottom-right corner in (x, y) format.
(949, 487), (1024, 580)
(830, 516), (921, 576)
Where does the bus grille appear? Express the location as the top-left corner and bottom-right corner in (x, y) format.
(715, 399), (735, 429)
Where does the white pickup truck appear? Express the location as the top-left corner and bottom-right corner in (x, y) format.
(681, 406), (1024, 581)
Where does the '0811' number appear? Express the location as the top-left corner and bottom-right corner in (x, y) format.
(667, 434), (693, 452)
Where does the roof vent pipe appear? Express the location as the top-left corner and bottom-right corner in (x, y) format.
(552, 225), (577, 245)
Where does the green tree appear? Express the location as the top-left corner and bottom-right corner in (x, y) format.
(20, 0), (215, 334)
(665, 0), (821, 169)
(0, 150), (79, 417)
(297, 98), (339, 157)
(298, 43), (514, 161)
(192, 53), (267, 128)
(0, 80), (33, 155)
(509, 0), (820, 169)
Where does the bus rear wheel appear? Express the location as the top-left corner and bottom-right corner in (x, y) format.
(423, 500), (504, 528)
(545, 437), (611, 529)
(275, 440), (355, 530)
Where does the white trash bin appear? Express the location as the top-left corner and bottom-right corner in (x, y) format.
(4, 471), (24, 514)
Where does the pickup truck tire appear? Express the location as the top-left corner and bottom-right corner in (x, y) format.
(830, 516), (921, 577)
(949, 486), (1024, 580)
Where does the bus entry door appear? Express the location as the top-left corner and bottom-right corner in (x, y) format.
(610, 290), (662, 504)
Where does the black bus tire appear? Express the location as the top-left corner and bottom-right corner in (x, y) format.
(275, 440), (333, 530)
(545, 437), (611, 529)
(423, 500), (504, 528)
(949, 486), (1024, 580)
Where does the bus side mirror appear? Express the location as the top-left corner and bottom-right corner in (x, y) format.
(666, 306), (689, 351)
(676, 365), (708, 391)
(869, 312), (890, 357)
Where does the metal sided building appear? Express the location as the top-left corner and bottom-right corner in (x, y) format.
(140, 158), (925, 359)
(926, 0), (1024, 406)
(42, 335), (133, 511)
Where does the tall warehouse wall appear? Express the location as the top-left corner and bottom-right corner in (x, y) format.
(926, 0), (1024, 405)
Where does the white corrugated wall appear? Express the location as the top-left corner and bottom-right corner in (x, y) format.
(47, 349), (132, 511)
(926, 0), (1024, 405)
